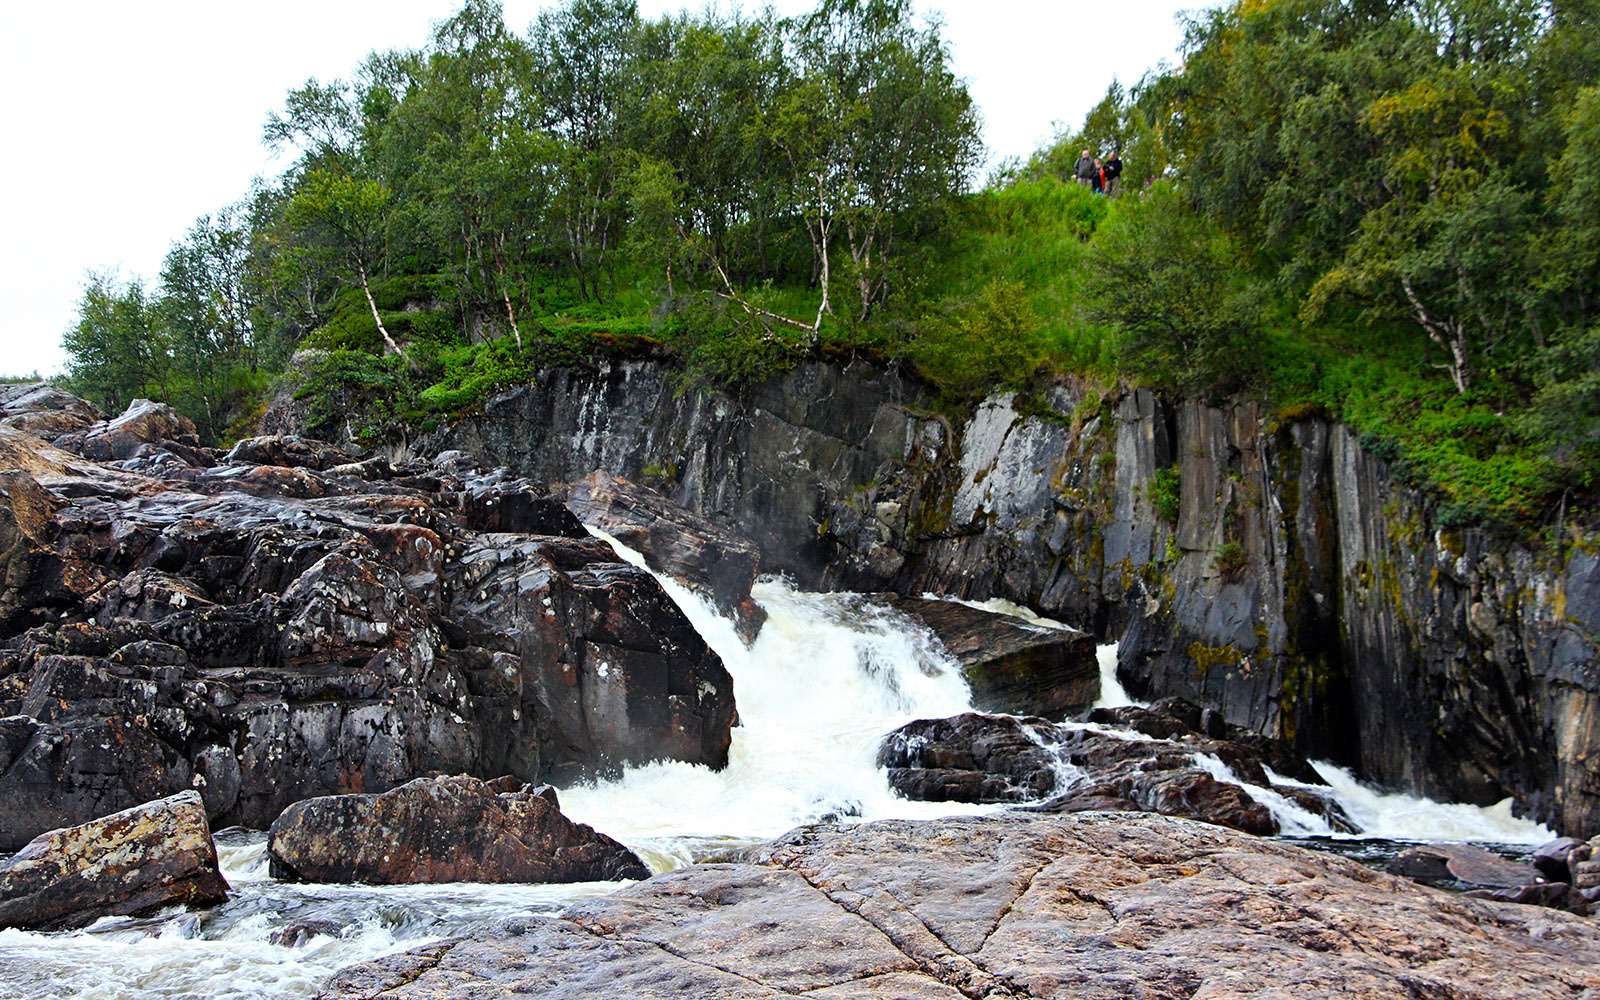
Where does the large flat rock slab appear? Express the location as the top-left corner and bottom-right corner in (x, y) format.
(319, 812), (1600, 999)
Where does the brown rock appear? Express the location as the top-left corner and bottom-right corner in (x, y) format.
(1388, 843), (1541, 890)
(267, 774), (649, 884)
(0, 791), (228, 930)
(319, 812), (1600, 999)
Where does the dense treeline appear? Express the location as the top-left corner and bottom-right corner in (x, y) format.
(63, 0), (978, 440)
(57, 0), (1600, 530)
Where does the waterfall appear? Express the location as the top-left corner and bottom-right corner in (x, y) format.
(559, 529), (995, 868)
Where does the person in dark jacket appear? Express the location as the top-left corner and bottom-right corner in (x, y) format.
(1091, 157), (1105, 194)
(1074, 149), (1095, 187)
(1104, 150), (1123, 197)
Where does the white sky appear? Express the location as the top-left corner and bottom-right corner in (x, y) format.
(0, 0), (1193, 377)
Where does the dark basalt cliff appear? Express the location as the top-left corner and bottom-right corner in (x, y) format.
(0, 389), (735, 850)
(393, 358), (1599, 835)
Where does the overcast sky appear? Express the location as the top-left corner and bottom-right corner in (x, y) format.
(0, 0), (1195, 377)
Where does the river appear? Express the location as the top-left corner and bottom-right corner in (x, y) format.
(0, 531), (1554, 999)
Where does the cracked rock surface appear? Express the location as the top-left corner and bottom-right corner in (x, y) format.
(0, 391), (736, 849)
(318, 812), (1600, 999)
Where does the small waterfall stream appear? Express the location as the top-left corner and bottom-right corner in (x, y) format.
(0, 530), (1555, 999)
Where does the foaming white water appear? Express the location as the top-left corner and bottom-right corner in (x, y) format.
(1298, 763), (1556, 844)
(561, 531), (995, 859)
(0, 830), (619, 1000)
(928, 594), (1140, 709)
(1191, 753), (1337, 837)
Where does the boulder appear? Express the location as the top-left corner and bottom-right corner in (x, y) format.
(872, 595), (1098, 717)
(0, 791), (228, 930)
(0, 388), (735, 848)
(1387, 843), (1542, 890)
(1533, 836), (1585, 882)
(319, 812), (1600, 999)
(268, 774), (649, 884)
(878, 701), (1357, 836)
(0, 384), (101, 441)
(223, 434), (361, 472)
(61, 398), (206, 464)
(562, 471), (766, 642)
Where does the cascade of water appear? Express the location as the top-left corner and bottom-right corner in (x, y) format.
(555, 530), (997, 864)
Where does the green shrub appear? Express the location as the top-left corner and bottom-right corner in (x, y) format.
(905, 278), (1043, 399)
(1214, 540), (1247, 578)
(1150, 466), (1182, 523)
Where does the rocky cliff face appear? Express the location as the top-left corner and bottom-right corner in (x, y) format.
(412, 358), (1599, 836)
(0, 391), (735, 849)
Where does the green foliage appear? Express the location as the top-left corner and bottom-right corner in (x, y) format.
(1086, 185), (1264, 394)
(1214, 540), (1247, 579)
(418, 338), (539, 414)
(669, 295), (803, 392)
(904, 278), (1041, 399)
(292, 349), (414, 444)
(56, 0), (1600, 537)
(1150, 466), (1181, 524)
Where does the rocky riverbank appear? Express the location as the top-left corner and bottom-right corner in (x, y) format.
(321, 810), (1600, 1000)
(0, 388), (735, 848)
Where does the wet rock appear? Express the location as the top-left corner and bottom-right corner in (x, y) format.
(0, 384), (101, 441)
(417, 358), (1600, 838)
(878, 710), (1312, 835)
(1533, 836), (1585, 882)
(223, 435), (360, 472)
(0, 392), (735, 847)
(268, 774), (649, 884)
(64, 399), (206, 464)
(871, 595), (1098, 717)
(562, 471), (766, 642)
(0, 790), (228, 930)
(270, 919), (345, 947)
(1465, 882), (1577, 912)
(320, 812), (1600, 999)
(1387, 843), (1541, 889)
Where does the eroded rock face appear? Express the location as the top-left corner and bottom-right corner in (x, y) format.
(562, 471), (766, 642)
(396, 361), (1600, 837)
(872, 595), (1098, 717)
(0, 790), (227, 930)
(0, 394), (735, 849)
(268, 774), (649, 884)
(878, 700), (1355, 836)
(319, 812), (1600, 999)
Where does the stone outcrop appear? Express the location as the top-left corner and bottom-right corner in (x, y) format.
(268, 774), (649, 884)
(877, 700), (1354, 836)
(872, 595), (1098, 717)
(561, 470), (765, 641)
(1388, 843), (1542, 890)
(319, 811), (1600, 999)
(0, 790), (228, 930)
(354, 359), (1598, 837)
(0, 391), (735, 850)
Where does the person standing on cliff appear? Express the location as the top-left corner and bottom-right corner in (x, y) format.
(1074, 149), (1095, 187)
(1104, 150), (1123, 197)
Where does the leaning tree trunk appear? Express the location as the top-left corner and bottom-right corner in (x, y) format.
(355, 261), (401, 356)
